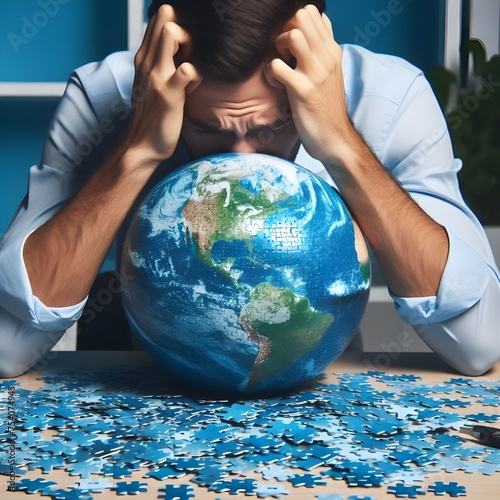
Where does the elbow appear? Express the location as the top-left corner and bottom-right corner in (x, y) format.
(415, 277), (500, 377)
(414, 311), (500, 377)
(0, 358), (31, 378)
(451, 351), (498, 377)
(0, 310), (68, 379)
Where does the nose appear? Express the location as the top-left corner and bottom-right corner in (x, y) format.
(231, 137), (257, 154)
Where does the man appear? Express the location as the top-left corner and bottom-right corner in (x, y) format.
(0, 0), (499, 377)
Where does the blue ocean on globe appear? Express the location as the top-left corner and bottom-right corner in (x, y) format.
(120, 153), (370, 395)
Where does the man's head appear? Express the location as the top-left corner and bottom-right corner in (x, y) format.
(147, 0), (327, 159)
(148, 0), (326, 83)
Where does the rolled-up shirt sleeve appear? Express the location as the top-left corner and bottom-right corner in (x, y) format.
(0, 230), (86, 330)
(391, 229), (494, 324)
(379, 72), (500, 374)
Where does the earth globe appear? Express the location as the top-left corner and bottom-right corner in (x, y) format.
(120, 153), (370, 395)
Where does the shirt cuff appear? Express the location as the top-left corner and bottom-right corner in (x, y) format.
(390, 229), (491, 324)
(0, 232), (86, 331)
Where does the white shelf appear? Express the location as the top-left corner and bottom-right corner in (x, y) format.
(0, 82), (66, 98)
(445, 0), (462, 73)
(128, 0), (147, 53)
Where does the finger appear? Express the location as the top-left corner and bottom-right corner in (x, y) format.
(263, 62), (286, 89)
(293, 6), (327, 56)
(322, 13), (334, 39)
(273, 32), (295, 68)
(139, 4), (178, 73)
(153, 22), (192, 79)
(169, 62), (203, 95)
(266, 58), (302, 94)
(134, 14), (158, 69)
(275, 29), (313, 73)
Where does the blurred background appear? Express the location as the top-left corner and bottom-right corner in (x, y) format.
(1, 0), (498, 352)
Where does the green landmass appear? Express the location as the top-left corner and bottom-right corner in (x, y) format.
(238, 283), (334, 387)
(359, 261), (371, 284)
(182, 168), (289, 278)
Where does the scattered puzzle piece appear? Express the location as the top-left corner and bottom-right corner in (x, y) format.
(288, 473), (327, 487)
(113, 481), (148, 495)
(158, 484), (195, 500)
(5, 366), (499, 500)
(428, 481), (467, 497)
(210, 478), (257, 494)
(387, 483), (426, 498)
(16, 478), (57, 493)
(255, 483), (290, 498)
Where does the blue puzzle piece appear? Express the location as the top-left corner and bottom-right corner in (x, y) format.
(113, 481), (148, 495)
(158, 484), (195, 500)
(16, 478), (57, 493)
(255, 483), (290, 498)
(102, 463), (134, 479)
(387, 483), (426, 498)
(144, 465), (187, 480)
(45, 489), (94, 500)
(288, 473), (327, 487)
(210, 478), (257, 494)
(428, 481), (467, 497)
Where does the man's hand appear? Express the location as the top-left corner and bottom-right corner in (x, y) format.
(124, 4), (202, 165)
(266, 5), (353, 167)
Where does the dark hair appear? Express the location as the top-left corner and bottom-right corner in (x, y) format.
(147, 0), (327, 82)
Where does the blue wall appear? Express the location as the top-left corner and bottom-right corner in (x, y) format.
(0, 0), (128, 236)
(327, 0), (446, 72)
(0, 0), (446, 236)
(0, 0), (128, 82)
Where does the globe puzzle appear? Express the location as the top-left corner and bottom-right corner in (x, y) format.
(120, 153), (370, 395)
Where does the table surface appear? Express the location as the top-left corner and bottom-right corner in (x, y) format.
(3, 351), (500, 499)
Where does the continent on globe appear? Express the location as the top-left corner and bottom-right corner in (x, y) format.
(238, 283), (334, 387)
(182, 161), (289, 281)
(120, 153), (370, 395)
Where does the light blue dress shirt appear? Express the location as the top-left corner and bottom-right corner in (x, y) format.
(0, 45), (499, 377)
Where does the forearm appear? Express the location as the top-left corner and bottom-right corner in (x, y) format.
(24, 147), (159, 308)
(324, 126), (449, 298)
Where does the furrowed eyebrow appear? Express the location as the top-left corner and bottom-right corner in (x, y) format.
(247, 118), (292, 133)
(184, 116), (292, 133)
(184, 116), (225, 132)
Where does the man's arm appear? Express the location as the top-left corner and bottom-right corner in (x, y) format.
(0, 6), (201, 377)
(24, 5), (201, 308)
(267, 5), (448, 298)
(267, 6), (500, 374)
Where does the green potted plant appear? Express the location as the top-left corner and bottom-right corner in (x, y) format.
(426, 39), (500, 227)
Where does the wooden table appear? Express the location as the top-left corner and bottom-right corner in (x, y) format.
(4, 351), (500, 499)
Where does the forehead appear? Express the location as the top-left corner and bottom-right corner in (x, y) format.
(184, 70), (288, 121)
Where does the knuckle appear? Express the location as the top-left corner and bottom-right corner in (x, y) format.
(157, 3), (175, 20)
(295, 8), (308, 22)
(304, 4), (318, 12)
(161, 21), (177, 36)
(289, 29), (303, 43)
